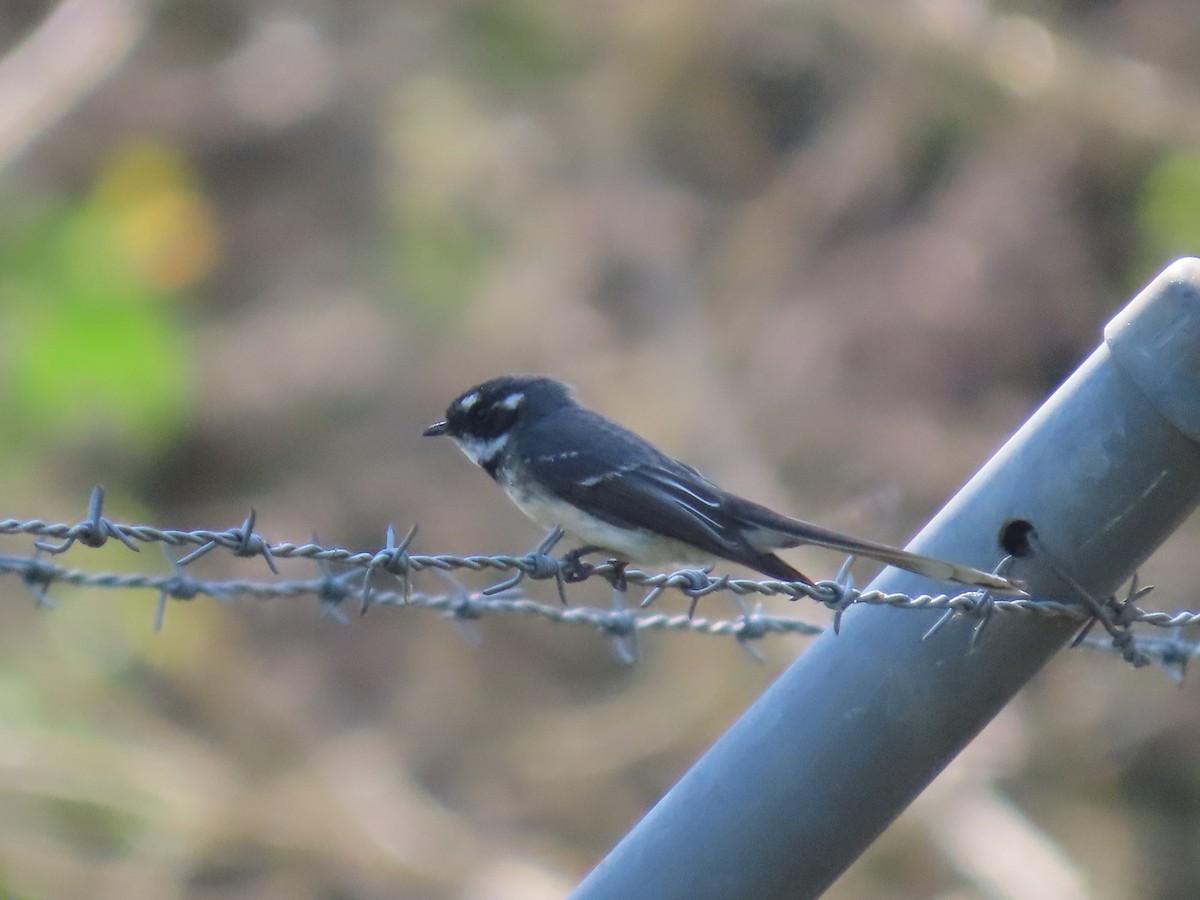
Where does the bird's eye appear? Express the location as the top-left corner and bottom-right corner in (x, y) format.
(480, 403), (519, 437)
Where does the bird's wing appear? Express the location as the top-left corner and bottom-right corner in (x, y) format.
(520, 450), (754, 560)
(524, 447), (1021, 590)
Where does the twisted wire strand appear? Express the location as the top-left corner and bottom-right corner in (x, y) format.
(0, 513), (1164, 621)
(0, 491), (1196, 676)
(0, 553), (823, 639)
(1, 550), (1196, 676)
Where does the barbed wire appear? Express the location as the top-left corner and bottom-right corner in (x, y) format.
(1, 487), (1197, 676)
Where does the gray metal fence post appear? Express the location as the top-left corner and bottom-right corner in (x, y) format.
(573, 258), (1200, 899)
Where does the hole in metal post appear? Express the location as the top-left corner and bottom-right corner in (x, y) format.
(999, 519), (1036, 558)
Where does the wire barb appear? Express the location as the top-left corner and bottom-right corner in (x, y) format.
(1022, 530), (1150, 667)
(176, 508), (279, 574)
(480, 527), (565, 599)
(604, 586), (639, 664)
(33, 485), (141, 555)
(362, 522), (420, 614)
(17, 549), (57, 608)
(154, 546), (204, 633)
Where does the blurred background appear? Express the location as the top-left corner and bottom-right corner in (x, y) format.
(1, 0), (1199, 897)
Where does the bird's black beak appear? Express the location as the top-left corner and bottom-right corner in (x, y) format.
(423, 420), (449, 437)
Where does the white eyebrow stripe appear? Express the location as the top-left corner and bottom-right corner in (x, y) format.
(499, 392), (525, 410)
(457, 391), (480, 412)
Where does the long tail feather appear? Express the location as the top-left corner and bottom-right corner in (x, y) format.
(736, 501), (1021, 594)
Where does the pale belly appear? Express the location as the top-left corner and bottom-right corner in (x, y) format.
(502, 481), (714, 567)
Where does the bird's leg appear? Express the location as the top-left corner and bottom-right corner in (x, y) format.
(560, 545), (603, 583)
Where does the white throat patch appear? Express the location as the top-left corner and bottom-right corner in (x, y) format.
(457, 432), (509, 468)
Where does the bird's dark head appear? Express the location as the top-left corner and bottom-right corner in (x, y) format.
(423, 376), (575, 473)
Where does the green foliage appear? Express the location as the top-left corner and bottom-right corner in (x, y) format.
(395, 212), (496, 315)
(460, 0), (579, 87)
(1138, 152), (1200, 261)
(0, 143), (209, 454)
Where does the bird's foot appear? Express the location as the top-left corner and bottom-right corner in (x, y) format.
(560, 546), (601, 583)
(600, 559), (630, 592)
